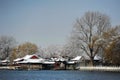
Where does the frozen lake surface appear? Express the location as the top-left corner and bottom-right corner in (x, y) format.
(0, 70), (120, 80)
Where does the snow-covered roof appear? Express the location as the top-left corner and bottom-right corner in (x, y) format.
(71, 56), (82, 61)
(1, 60), (10, 63)
(22, 54), (43, 60)
(15, 54), (44, 63)
(17, 58), (44, 64)
(43, 61), (55, 64)
(94, 55), (101, 60)
(51, 57), (66, 61)
(27, 59), (44, 63)
(56, 57), (65, 61)
(23, 55), (34, 59)
(84, 55), (101, 60)
(67, 61), (75, 64)
(14, 58), (23, 62)
(51, 58), (57, 61)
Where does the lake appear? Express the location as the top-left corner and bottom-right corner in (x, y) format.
(0, 70), (120, 80)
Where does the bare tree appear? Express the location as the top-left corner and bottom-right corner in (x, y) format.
(71, 12), (111, 66)
(105, 37), (120, 66)
(0, 36), (16, 60)
(102, 25), (120, 64)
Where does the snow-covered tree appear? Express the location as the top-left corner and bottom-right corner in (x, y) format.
(0, 36), (16, 60)
(36, 47), (45, 58)
(61, 41), (82, 58)
(44, 45), (62, 58)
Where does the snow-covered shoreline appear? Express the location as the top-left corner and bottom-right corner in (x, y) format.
(1, 66), (120, 72)
(0, 66), (16, 70)
(79, 66), (120, 72)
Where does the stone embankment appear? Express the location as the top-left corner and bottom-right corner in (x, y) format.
(0, 66), (16, 70)
(79, 66), (120, 72)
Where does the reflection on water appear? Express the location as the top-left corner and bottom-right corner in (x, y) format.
(0, 70), (120, 80)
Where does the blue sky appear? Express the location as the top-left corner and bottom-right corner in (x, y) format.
(0, 0), (120, 47)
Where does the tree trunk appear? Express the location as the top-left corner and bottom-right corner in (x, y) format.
(90, 57), (94, 66)
(89, 48), (94, 66)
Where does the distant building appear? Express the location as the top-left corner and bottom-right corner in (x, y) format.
(66, 56), (86, 69)
(43, 56), (66, 70)
(11, 54), (102, 70)
(13, 54), (44, 70)
(84, 55), (102, 66)
(0, 59), (10, 66)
